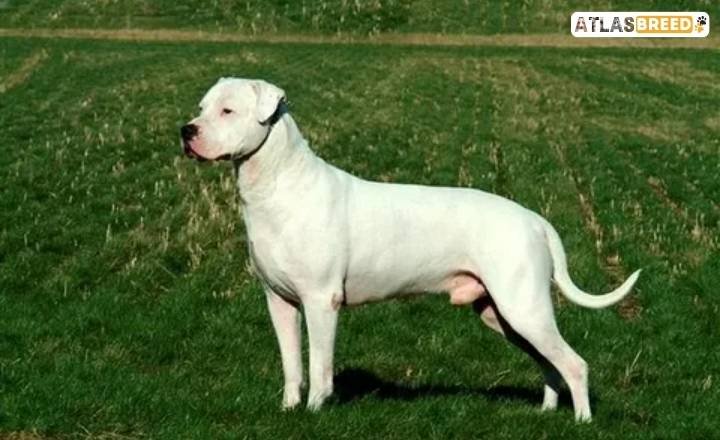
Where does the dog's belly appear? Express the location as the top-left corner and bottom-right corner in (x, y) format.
(342, 236), (484, 305)
(341, 179), (530, 305)
(343, 270), (484, 305)
(343, 270), (445, 304)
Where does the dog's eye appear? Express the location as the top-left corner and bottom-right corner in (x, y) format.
(222, 108), (233, 115)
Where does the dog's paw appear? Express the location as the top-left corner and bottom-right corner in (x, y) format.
(306, 388), (334, 411)
(575, 411), (592, 423)
(282, 399), (301, 411)
(282, 388), (302, 411)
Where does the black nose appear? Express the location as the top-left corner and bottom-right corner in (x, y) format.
(181, 124), (198, 141)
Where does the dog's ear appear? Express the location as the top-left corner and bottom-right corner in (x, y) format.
(252, 80), (285, 124)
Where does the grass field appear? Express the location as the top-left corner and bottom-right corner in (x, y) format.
(1, 3), (720, 439)
(1, 0), (719, 35)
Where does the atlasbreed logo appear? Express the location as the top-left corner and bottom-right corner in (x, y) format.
(571, 12), (709, 37)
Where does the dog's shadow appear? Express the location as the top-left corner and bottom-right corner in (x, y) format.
(334, 368), (577, 409)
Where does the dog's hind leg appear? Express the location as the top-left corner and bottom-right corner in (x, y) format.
(472, 294), (563, 411)
(483, 268), (592, 422)
(472, 294), (504, 335)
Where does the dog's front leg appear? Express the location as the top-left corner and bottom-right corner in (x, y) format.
(266, 290), (304, 410)
(304, 294), (340, 411)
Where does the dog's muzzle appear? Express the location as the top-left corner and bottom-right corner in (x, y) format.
(180, 124), (206, 161)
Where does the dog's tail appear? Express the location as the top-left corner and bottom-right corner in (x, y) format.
(540, 217), (641, 309)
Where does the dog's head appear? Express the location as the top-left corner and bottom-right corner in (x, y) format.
(180, 78), (285, 161)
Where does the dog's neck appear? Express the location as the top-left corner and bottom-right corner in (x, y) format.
(233, 112), (319, 205)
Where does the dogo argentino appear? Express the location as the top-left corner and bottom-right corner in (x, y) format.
(180, 78), (641, 422)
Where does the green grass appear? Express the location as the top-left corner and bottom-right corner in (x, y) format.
(1, 33), (719, 438)
(1, 0), (718, 35)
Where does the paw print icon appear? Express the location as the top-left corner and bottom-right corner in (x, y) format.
(694, 15), (707, 33)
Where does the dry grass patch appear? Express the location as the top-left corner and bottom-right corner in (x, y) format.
(0, 49), (49, 94)
(2, 28), (720, 49)
(592, 116), (691, 144)
(703, 114), (720, 132)
(636, 60), (720, 94)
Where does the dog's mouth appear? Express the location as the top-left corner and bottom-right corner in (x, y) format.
(183, 141), (207, 162)
(183, 141), (232, 162)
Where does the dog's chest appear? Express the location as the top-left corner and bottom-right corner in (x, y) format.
(247, 232), (305, 300)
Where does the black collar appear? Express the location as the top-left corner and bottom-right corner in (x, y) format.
(264, 100), (287, 127)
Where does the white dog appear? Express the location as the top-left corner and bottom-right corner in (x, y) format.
(181, 78), (640, 422)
